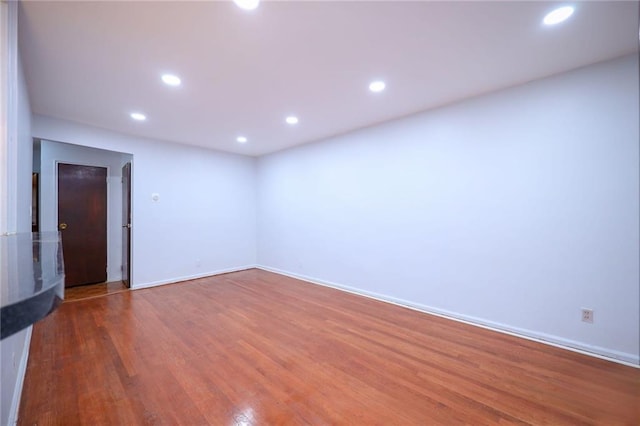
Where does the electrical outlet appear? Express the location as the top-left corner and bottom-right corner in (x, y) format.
(581, 308), (594, 324)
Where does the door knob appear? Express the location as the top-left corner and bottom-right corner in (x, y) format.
(59, 223), (68, 230)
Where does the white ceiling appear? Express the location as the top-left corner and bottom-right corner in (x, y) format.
(19, 1), (639, 157)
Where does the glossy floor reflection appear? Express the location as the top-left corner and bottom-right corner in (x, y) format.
(20, 269), (640, 424)
(63, 280), (128, 302)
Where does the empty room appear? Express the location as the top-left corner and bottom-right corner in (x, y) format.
(1, 0), (639, 425)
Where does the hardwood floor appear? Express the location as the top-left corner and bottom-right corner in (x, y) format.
(19, 269), (640, 425)
(64, 281), (128, 302)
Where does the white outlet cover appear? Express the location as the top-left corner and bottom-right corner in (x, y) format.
(151, 193), (160, 202)
(581, 308), (594, 323)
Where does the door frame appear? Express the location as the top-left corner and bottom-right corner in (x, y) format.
(121, 162), (132, 288)
(127, 160), (134, 287)
(124, 159), (133, 287)
(46, 152), (133, 287)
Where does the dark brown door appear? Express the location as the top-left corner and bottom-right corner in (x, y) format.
(121, 162), (131, 288)
(58, 163), (107, 287)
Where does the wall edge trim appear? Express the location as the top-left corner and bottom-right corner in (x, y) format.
(131, 264), (258, 290)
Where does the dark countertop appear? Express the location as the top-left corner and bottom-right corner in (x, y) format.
(1, 232), (64, 339)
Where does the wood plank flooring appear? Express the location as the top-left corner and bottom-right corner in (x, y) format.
(64, 281), (128, 302)
(19, 269), (640, 425)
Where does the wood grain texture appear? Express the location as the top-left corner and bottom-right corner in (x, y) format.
(57, 163), (107, 287)
(19, 269), (640, 425)
(63, 281), (128, 302)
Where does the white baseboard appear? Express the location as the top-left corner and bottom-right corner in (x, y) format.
(256, 265), (640, 368)
(131, 264), (257, 290)
(8, 325), (33, 426)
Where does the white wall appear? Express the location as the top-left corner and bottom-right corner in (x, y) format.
(0, 0), (12, 235)
(32, 117), (257, 287)
(257, 54), (640, 365)
(38, 140), (130, 281)
(1, 2), (35, 425)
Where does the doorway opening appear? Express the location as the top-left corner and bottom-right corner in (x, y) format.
(34, 139), (133, 291)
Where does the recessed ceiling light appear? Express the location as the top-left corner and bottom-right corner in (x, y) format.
(236, 136), (248, 143)
(161, 74), (181, 86)
(130, 112), (146, 121)
(543, 6), (574, 25)
(234, 0), (260, 11)
(369, 81), (386, 93)
(285, 116), (299, 125)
